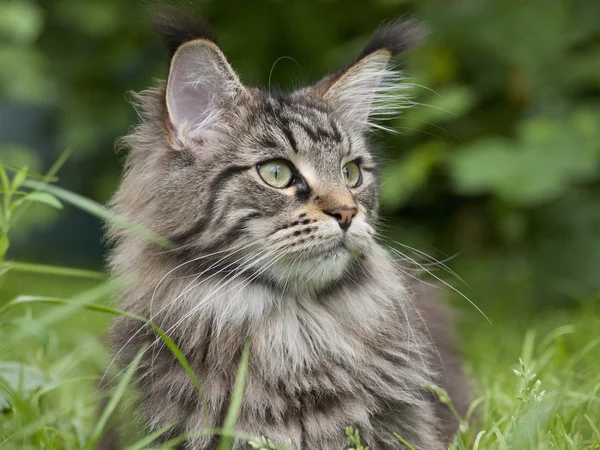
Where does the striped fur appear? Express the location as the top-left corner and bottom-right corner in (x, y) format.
(105, 9), (467, 450)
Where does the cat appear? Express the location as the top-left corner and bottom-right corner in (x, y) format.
(104, 6), (470, 450)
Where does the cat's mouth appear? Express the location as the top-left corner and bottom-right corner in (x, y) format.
(309, 244), (347, 259)
(293, 239), (365, 263)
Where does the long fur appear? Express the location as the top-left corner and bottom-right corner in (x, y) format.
(103, 9), (468, 450)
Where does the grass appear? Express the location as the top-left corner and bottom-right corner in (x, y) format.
(1, 162), (599, 449)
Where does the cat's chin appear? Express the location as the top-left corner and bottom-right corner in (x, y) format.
(267, 244), (365, 293)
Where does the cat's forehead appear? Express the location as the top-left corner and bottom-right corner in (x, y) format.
(243, 92), (365, 167)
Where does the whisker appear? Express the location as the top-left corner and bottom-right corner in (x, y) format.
(101, 249), (273, 390)
(99, 239), (263, 389)
(378, 248), (443, 372)
(360, 258), (426, 369)
(390, 239), (470, 289)
(151, 249), (282, 351)
(398, 117), (466, 144)
(387, 247), (491, 324)
(372, 230), (468, 288)
(268, 56), (301, 95)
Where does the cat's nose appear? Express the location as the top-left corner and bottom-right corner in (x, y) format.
(324, 206), (358, 231)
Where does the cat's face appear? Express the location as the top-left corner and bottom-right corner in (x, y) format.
(117, 20), (423, 293)
(156, 90), (379, 292)
(222, 92), (379, 291)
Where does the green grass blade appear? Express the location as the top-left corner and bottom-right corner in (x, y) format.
(84, 345), (146, 450)
(472, 430), (486, 450)
(0, 295), (144, 321)
(492, 424), (509, 450)
(218, 340), (251, 450)
(0, 294), (210, 422)
(123, 423), (176, 450)
(0, 165), (10, 233)
(394, 433), (416, 450)
(23, 179), (174, 249)
(584, 414), (600, 445)
(454, 432), (468, 450)
(147, 323), (210, 420)
(520, 330), (536, 365)
(1, 261), (104, 279)
(7, 280), (124, 340)
(45, 147), (72, 179)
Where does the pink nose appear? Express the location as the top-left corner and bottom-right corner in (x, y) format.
(324, 206), (357, 230)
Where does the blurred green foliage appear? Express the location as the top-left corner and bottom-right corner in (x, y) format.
(1, 2), (600, 447)
(1, 0), (599, 313)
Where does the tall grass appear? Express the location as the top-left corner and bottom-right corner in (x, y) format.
(1, 161), (599, 449)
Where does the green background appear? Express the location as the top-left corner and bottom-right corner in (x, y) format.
(1, 0), (600, 447)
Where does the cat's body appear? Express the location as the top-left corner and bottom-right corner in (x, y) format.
(105, 8), (469, 449)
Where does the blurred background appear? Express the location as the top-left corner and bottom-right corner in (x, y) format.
(1, 1), (600, 447)
(1, 0), (600, 379)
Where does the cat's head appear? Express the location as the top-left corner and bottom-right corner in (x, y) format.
(114, 8), (425, 293)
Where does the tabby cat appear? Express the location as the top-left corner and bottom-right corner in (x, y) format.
(105, 7), (470, 450)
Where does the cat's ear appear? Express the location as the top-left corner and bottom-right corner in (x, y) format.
(154, 7), (245, 149)
(165, 40), (244, 147)
(315, 19), (426, 132)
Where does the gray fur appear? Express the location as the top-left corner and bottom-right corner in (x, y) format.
(105, 12), (468, 450)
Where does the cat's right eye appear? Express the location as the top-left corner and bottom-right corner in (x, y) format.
(257, 160), (294, 188)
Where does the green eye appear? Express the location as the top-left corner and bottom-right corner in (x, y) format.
(342, 161), (361, 187)
(258, 160), (294, 188)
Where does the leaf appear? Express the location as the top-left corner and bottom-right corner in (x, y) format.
(12, 192), (63, 210)
(9, 147), (70, 228)
(447, 110), (600, 206)
(10, 166), (28, 191)
(0, 362), (56, 410)
(0, 165), (9, 193)
(0, 234), (8, 261)
(0, 2), (43, 44)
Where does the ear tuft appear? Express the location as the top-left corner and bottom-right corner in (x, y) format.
(357, 17), (428, 61)
(315, 17), (427, 134)
(150, 3), (217, 58)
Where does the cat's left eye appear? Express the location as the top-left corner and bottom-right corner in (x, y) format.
(257, 160), (294, 188)
(342, 161), (362, 188)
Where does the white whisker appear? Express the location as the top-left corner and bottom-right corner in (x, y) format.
(388, 246), (491, 324)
